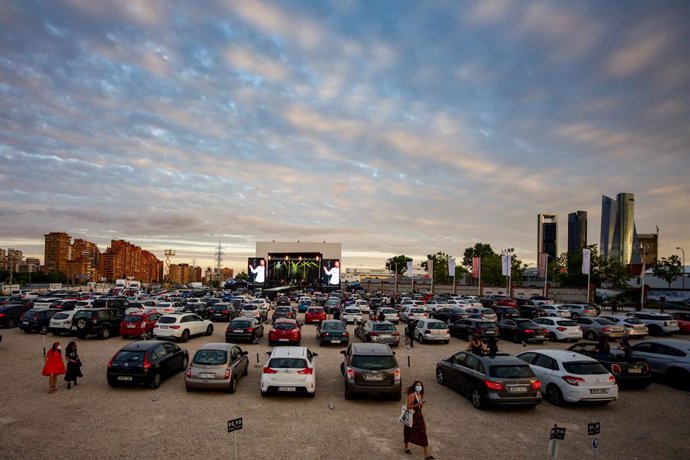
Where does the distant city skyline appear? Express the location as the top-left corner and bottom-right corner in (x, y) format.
(1, 1), (688, 272)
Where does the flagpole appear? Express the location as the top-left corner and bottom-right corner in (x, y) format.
(544, 259), (548, 297)
(478, 260), (481, 296)
(587, 271), (591, 304)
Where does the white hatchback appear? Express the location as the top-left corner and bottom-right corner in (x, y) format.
(153, 313), (214, 342)
(533, 317), (583, 342)
(342, 307), (363, 324)
(49, 311), (78, 335)
(542, 304), (572, 318)
(414, 318), (450, 344)
(354, 300), (371, 314)
(516, 349), (618, 405)
(261, 347), (317, 397)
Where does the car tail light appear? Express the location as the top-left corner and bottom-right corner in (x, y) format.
(611, 364), (622, 374)
(524, 329), (534, 333)
(556, 327), (567, 331)
(263, 367), (278, 374)
(322, 332), (329, 337)
(562, 375), (585, 386)
(531, 380), (541, 390)
(394, 368), (401, 382)
(345, 367), (355, 379)
(33, 313), (39, 321)
(0, 313), (4, 318)
(297, 368), (313, 375)
(143, 353), (152, 370)
(247, 328), (254, 333)
(170, 325), (180, 329)
(602, 327), (611, 332)
(224, 368), (231, 380)
(393, 331), (400, 336)
(107, 354), (116, 368)
(608, 375), (616, 383)
(484, 379), (504, 390)
(223, 310), (229, 314)
(644, 363), (650, 372)
(370, 332), (379, 336)
(186, 368), (192, 378)
(344, 331), (349, 337)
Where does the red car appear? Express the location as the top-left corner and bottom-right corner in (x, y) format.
(268, 319), (301, 346)
(120, 312), (162, 339)
(495, 297), (518, 308)
(305, 307), (326, 324)
(671, 312), (690, 333)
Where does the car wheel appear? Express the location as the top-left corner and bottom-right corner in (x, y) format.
(471, 388), (484, 410)
(586, 331), (598, 341)
(418, 334), (424, 344)
(546, 384), (564, 406)
(228, 377), (237, 394)
(466, 333), (473, 342)
(40, 325), (49, 335)
(181, 329), (190, 342)
(52, 331), (59, 336)
(180, 356), (189, 372)
(149, 372), (161, 389)
(99, 327), (110, 340)
(668, 367), (690, 390)
(8, 319), (16, 328)
(205, 325), (214, 336)
(76, 319), (87, 330)
(185, 384), (193, 392)
(436, 368), (445, 386)
(549, 332), (557, 342)
(649, 325), (662, 336)
(395, 391), (402, 402)
(268, 340), (274, 346)
(344, 383), (352, 400)
(242, 364), (248, 377)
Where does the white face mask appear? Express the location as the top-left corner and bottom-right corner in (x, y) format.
(415, 385), (423, 393)
(57, 346), (61, 351)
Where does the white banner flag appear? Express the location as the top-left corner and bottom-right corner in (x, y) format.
(407, 261), (413, 278)
(448, 257), (456, 277)
(582, 248), (591, 275)
(427, 259), (434, 278)
(501, 254), (510, 276)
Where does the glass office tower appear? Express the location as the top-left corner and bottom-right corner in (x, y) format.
(601, 193), (638, 265)
(538, 213), (558, 261)
(568, 211), (587, 256)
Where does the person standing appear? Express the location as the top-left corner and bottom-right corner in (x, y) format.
(42, 342), (66, 393)
(405, 321), (415, 348)
(403, 380), (434, 459)
(64, 341), (83, 389)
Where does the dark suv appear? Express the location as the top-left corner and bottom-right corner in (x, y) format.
(0, 304), (28, 328)
(92, 297), (130, 312)
(340, 343), (402, 400)
(436, 351), (542, 410)
(20, 308), (59, 334)
(73, 308), (124, 339)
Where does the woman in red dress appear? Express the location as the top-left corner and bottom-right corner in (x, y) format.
(42, 342), (66, 393)
(403, 380), (434, 459)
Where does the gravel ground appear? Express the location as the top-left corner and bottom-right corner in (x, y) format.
(0, 315), (688, 460)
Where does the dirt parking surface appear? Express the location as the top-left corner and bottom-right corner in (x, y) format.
(0, 316), (688, 460)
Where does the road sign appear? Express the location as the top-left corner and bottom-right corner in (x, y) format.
(588, 422), (601, 436)
(227, 418), (243, 433)
(550, 426), (566, 440)
(592, 438), (599, 449)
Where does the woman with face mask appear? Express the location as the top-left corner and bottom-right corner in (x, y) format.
(42, 342), (66, 393)
(403, 380), (434, 459)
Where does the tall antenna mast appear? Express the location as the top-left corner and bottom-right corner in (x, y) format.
(214, 242), (224, 282)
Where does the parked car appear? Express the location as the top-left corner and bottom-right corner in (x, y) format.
(342, 306), (363, 324)
(185, 343), (249, 393)
(495, 297), (518, 308)
(305, 307), (327, 324)
(436, 351), (542, 410)
(465, 307), (498, 322)
(425, 300), (449, 313)
(517, 305), (547, 320)
(562, 303), (598, 318)
(625, 312), (680, 336)
(567, 342), (653, 389)
(316, 320), (349, 346)
(0, 304), (26, 328)
(598, 315), (649, 338)
(48, 310), (78, 336)
(449, 318), (499, 342)
(497, 319), (549, 343)
(354, 300), (371, 315)
(297, 298), (312, 313)
(399, 306), (428, 323)
(431, 306), (468, 324)
(107, 340), (188, 389)
(120, 312), (161, 339)
(261, 346), (317, 397)
(671, 312), (690, 333)
(376, 307), (400, 324)
(20, 308), (59, 334)
(92, 297), (130, 312)
(153, 313), (214, 342)
(414, 318), (450, 344)
(574, 317), (626, 341)
(207, 303), (237, 322)
(240, 304), (263, 322)
(340, 343), (401, 400)
(272, 306), (296, 324)
(268, 318), (302, 346)
(529, 296), (553, 306)
(516, 349), (618, 405)
(355, 320), (400, 347)
(276, 296), (291, 306)
(542, 304), (572, 318)
(492, 306), (520, 321)
(532, 317), (583, 342)
(73, 308), (124, 339)
(225, 317), (264, 343)
(629, 339), (690, 389)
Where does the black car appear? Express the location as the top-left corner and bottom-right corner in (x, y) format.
(181, 303), (209, 318)
(272, 306), (296, 324)
(316, 320), (350, 346)
(449, 318), (499, 341)
(208, 303), (238, 322)
(276, 296), (291, 306)
(436, 351), (542, 410)
(432, 307), (469, 324)
(493, 307), (520, 321)
(497, 319), (549, 343)
(73, 308), (124, 339)
(20, 309), (59, 334)
(225, 318), (264, 343)
(567, 342), (653, 389)
(517, 305), (546, 319)
(107, 340), (188, 389)
(0, 304), (27, 328)
(92, 297), (130, 312)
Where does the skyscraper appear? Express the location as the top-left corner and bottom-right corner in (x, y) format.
(600, 193), (639, 265)
(568, 211), (587, 256)
(600, 196), (616, 260)
(44, 232), (72, 274)
(538, 213), (558, 261)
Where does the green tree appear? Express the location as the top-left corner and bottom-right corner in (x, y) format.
(420, 252), (468, 284)
(386, 255), (413, 276)
(600, 259), (629, 288)
(651, 255), (683, 288)
(462, 243), (502, 286)
(234, 271), (249, 281)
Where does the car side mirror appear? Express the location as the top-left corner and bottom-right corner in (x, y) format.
(265, 351), (272, 356)
(340, 350), (346, 355)
(312, 353), (318, 357)
(241, 351), (248, 356)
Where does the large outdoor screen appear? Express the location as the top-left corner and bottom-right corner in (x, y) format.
(247, 257), (266, 284)
(321, 259), (341, 286)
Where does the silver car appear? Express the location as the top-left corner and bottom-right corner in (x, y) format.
(629, 339), (690, 389)
(185, 343), (249, 393)
(574, 317), (626, 341)
(414, 318), (450, 344)
(599, 315), (648, 338)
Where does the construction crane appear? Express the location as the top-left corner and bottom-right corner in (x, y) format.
(164, 249), (176, 287)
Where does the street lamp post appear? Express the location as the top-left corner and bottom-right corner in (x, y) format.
(638, 243), (648, 310)
(501, 248), (514, 296)
(677, 247), (686, 290)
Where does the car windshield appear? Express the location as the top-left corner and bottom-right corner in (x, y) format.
(557, 320), (577, 327)
(268, 358), (307, 369)
(113, 351), (146, 363)
(232, 321), (252, 328)
(243, 305), (257, 311)
(307, 308), (324, 314)
(73, 311), (92, 319)
(124, 315), (142, 322)
(276, 307), (291, 313)
(344, 308), (360, 314)
(158, 303), (171, 308)
(274, 323), (296, 330)
(351, 355), (398, 370)
(194, 349), (227, 365)
(158, 316), (177, 324)
(410, 308), (425, 313)
(623, 317), (644, 324)
(563, 361), (608, 375)
(516, 319), (538, 327)
(52, 313), (70, 320)
(594, 318), (614, 325)
(373, 323), (396, 331)
(476, 322), (497, 329)
(379, 309), (394, 314)
(427, 322), (447, 329)
(489, 365), (534, 378)
(557, 306), (569, 311)
(322, 322), (346, 331)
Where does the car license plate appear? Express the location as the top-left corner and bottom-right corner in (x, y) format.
(279, 339), (289, 342)
(590, 389), (607, 394)
(127, 325), (135, 328)
(278, 386), (296, 392)
(233, 329), (243, 333)
(628, 367), (642, 374)
(507, 386), (527, 393)
(22, 321), (29, 325)
(331, 340), (340, 343)
(117, 376), (133, 381)
(160, 325), (168, 329)
(364, 374), (385, 381)
(199, 373), (215, 379)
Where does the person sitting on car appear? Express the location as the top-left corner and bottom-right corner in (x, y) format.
(594, 337), (611, 360)
(617, 336), (631, 359)
(466, 335), (488, 355)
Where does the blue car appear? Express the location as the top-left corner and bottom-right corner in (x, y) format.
(298, 300), (312, 313)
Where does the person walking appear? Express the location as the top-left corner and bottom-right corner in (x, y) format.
(64, 341), (83, 389)
(403, 380), (434, 459)
(42, 342), (66, 393)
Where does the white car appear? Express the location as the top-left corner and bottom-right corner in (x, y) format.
(424, 300), (449, 313)
(241, 304), (263, 320)
(377, 307), (400, 324)
(414, 318), (450, 344)
(261, 347), (317, 397)
(74, 299), (95, 309)
(153, 313), (214, 342)
(49, 311), (78, 335)
(33, 298), (60, 310)
(354, 300), (371, 314)
(400, 306), (428, 323)
(342, 307), (363, 324)
(465, 307), (498, 322)
(532, 317), (583, 342)
(598, 315), (649, 338)
(153, 302), (181, 314)
(542, 304), (572, 318)
(516, 349), (618, 405)
(625, 312), (679, 336)
(250, 298), (271, 313)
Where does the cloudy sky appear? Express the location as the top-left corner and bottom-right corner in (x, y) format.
(0, 0), (688, 272)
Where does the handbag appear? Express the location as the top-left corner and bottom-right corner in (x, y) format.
(398, 406), (414, 428)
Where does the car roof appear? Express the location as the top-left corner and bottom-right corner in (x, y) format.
(526, 349), (597, 362)
(119, 340), (171, 352)
(273, 318), (298, 324)
(473, 353), (529, 366)
(269, 346), (308, 358)
(196, 342), (233, 351)
(350, 343), (394, 355)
